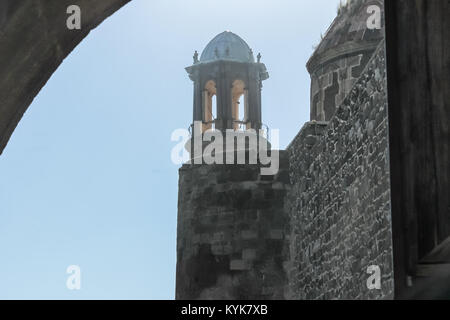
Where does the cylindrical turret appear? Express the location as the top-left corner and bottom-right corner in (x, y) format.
(307, 0), (384, 121)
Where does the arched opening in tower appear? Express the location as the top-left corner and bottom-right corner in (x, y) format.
(203, 80), (217, 132)
(231, 79), (248, 130)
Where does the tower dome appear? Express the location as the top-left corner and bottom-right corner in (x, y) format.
(186, 31), (268, 134)
(200, 31), (255, 63)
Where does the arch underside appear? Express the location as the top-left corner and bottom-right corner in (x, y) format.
(0, 0), (131, 155)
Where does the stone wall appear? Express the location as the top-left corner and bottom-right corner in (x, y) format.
(176, 152), (290, 300)
(285, 44), (394, 299)
(310, 52), (375, 121)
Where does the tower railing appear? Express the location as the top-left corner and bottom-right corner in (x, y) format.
(188, 120), (270, 141)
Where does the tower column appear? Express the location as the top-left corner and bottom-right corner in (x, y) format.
(247, 72), (261, 130)
(193, 79), (202, 123)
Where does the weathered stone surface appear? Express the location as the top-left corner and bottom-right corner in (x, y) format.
(0, 0), (130, 155)
(285, 44), (394, 300)
(176, 152), (289, 300)
(308, 0), (384, 122)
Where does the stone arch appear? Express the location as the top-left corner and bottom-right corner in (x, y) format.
(0, 0), (131, 155)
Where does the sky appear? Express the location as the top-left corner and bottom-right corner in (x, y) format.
(0, 0), (341, 299)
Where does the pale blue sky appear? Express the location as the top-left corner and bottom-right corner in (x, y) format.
(0, 0), (340, 299)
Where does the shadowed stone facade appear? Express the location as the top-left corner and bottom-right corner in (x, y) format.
(176, 153), (290, 299)
(384, 0), (450, 299)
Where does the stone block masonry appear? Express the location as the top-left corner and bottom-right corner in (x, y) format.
(285, 43), (394, 300)
(176, 44), (394, 299)
(176, 152), (290, 300)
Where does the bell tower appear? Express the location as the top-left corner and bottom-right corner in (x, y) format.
(185, 31), (269, 133)
(176, 32), (289, 300)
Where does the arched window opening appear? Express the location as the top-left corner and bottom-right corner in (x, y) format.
(238, 94), (245, 124)
(231, 79), (248, 131)
(211, 95), (217, 120)
(203, 80), (217, 131)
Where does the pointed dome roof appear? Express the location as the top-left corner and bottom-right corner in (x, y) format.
(200, 31), (255, 63)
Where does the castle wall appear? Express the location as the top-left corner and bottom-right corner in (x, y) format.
(176, 153), (290, 300)
(285, 44), (394, 299)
